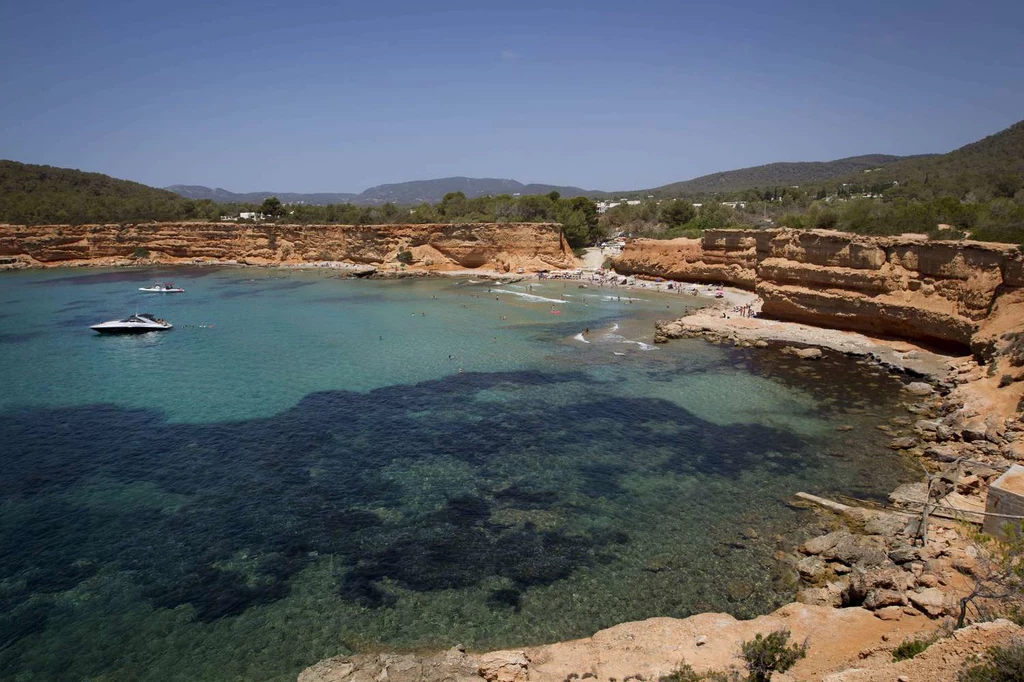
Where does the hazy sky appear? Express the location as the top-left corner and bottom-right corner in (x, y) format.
(1, 0), (1022, 192)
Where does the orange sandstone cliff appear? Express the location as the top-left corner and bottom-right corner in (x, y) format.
(614, 228), (1024, 353)
(0, 222), (578, 273)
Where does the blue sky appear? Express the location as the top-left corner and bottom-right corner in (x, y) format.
(1, 0), (1022, 192)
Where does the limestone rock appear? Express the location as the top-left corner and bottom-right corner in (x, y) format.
(874, 605), (905, 621)
(822, 536), (888, 567)
(801, 530), (851, 556)
(908, 588), (947, 617)
(863, 515), (907, 538)
(863, 589), (907, 610)
(888, 545), (924, 564)
(795, 347), (823, 360)
(0, 222), (580, 273)
(797, 580), (846, 608)
(478, 652), (530, 682)
(963, 419), (990, 442)
(924, 443), (961, 461)
(796, 555), (829, 582)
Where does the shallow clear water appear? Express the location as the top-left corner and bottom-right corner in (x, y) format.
(0, 267), (918, 681)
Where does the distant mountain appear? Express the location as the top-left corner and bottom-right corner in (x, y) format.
(355, 176), (591, 204)
(166, 185), (358, 204)
(646, 154), (924, 197)
(167, 177), (592, 206)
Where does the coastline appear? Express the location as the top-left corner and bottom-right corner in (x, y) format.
(290, 271), (1021, 681)
(4, 258), (1020, 680)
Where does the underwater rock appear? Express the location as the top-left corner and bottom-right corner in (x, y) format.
(725, 579), (755, 602)
(904, 382), (934, 396)
(888, 436), (918, 450)
(801, 530), (851, 556)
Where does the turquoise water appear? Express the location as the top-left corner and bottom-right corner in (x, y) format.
(0, 267), (918, 681)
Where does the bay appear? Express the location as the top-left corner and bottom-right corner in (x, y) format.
(0, 267), (917, 681)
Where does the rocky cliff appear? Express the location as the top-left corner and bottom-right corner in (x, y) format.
(0, 222), (578, 273)
(614, 229), (1024, 352)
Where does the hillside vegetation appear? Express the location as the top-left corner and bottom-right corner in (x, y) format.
(837, 119), (1024, 201)
(4, 120), (1023, 245)
(0, 161), (226, 225)
(608, 120), (1024, 244)
(647, 154), (915, 196)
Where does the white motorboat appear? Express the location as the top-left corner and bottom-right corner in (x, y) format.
(139, 282), (185, 293)
(91, 313), (173, 334)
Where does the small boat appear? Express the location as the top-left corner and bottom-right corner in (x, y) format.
(139, 282), (184, 293)
(91, 313), (173, 334)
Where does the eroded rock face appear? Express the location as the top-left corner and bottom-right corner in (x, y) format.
(613, 228), (1024, 349)
(296, 648), (489, 682)
(0, 222), (579, 273)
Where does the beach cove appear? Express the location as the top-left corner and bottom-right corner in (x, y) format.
(0, 265), (931, 681)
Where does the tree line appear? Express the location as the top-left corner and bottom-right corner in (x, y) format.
(258, 191), (604, 249)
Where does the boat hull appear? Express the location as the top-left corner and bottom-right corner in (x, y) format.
(91, 326), (172, 334)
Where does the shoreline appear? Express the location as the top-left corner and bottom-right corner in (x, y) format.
(293, 272), (1021, 680)
(4, 260), (1019, 680)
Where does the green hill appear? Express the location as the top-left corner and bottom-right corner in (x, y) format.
(835, 119), (1024, 200)
(645, 154), (918, 197)
(0, 161), (216, 225)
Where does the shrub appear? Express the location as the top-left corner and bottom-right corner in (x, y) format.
(956, 522), (1024, 628)
(778, 213), (805, 229)
(132, 247), (150, 259)
(1005, 333), (1024, 368)
(655, 663), (738, 682)
(396, 250), (414, 264)
(959, 641), (1024, 681)
(892, 635), (936, 661)
(663, 226), (704, 240)
(659, 663), (705, 682)
(740, 629), (808, 682)
(1000, 374), (1016, 388)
